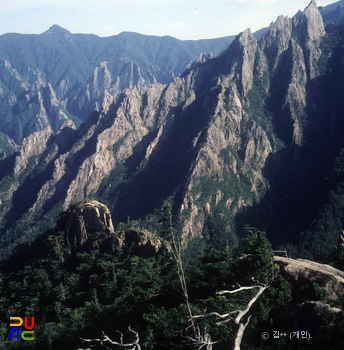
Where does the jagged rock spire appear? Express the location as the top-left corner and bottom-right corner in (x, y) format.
(297, 0), (325, 40)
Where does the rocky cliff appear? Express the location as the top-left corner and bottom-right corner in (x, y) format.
(1, 1), (344, 256)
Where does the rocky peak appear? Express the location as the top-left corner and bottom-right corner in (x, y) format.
(238, 29), (258, 97)
(226, 28), (258, 96)
(45, 25), (72, 38)
(60, 200), (115, 248)
(260, 15), (293, 69)
(265, 15), (292, 40)
(294, 0), (325, 41)
(13, 127), (53, 176)
(298, 0), (325, 80)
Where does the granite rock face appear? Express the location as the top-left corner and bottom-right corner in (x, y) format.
(274, 256), (344, 299)
(0, 1), (343, 252)
(60, 200), (115, 248)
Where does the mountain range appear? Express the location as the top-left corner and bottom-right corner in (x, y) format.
(0, 0), (344, 260)
(0, 25), (264, 154)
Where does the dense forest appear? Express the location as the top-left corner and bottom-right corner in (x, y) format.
(0, 202), (343, 349)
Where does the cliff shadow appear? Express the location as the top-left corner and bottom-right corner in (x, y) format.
(109, 89), (220, 224)
(234, 73), (344, 250)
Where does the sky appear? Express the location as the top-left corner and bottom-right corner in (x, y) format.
(0, 0), (338, 40)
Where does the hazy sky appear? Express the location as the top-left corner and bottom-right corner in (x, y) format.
(0, 0), (337, 40)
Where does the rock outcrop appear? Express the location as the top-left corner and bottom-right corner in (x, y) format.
(60, 200), (115, 248)
(115, 229), (169, 257)
(57, 199), (167, 256)
(274, 256), (344, 299)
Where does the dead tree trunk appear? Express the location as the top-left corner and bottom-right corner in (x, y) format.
(193, 284), (268, 350)
(217, 285), (268, 350)
(160, 203), (215, 349)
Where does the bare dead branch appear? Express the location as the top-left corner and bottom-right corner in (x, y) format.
(184, 325), (217, 350)
(191, 284), (268, 350)
(192, 310), (238, 321)
(163, 204), (197, 338)
(218, 285), (268, 349)
(78, 326), (141, 350)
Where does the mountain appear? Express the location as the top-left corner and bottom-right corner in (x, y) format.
(1, 0), (344, 261)
(319, 0), (344, 20)
(2, 3), (344, 348)
(0, 26), (241, 153)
